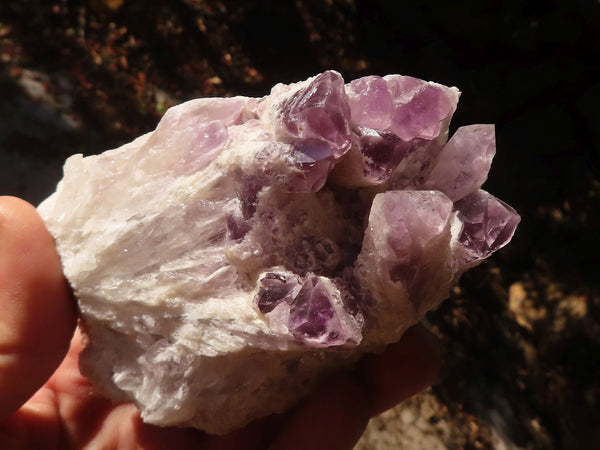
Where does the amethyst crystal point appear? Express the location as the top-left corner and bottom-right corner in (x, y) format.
(424, 124), (496, 201)
(333, 74), (459, 189)
(287, 139), (335, 192)
(355, 190), (455, 335)
(272, 71), (351, 158)
(258, 271), (363, 347)
(332, 127), (412, 187)
(454, 189), (521, 268)
(346, 75), (393, 130)
(153, 96), (247, 175)
(257, 272), (302, 314)
(38, 71), (519, 434)
(383, 75), (460, 141)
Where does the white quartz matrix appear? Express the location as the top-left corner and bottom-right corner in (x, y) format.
(38, 71), (520, 434)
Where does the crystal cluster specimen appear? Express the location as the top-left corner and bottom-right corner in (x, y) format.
(38, 71), (520, 434)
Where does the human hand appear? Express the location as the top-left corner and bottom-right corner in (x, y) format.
(0, 196), (441, 450)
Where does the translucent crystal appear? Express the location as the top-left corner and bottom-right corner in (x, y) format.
(383, 75), (459, 141)
(274, 71), (351, 158)
(257, 272), (362, 347)
(424, 124), (496, 201)
(454, 189), (521, 268)
(346, 75), (393, 130)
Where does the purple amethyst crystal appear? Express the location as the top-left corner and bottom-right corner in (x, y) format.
(276, 71), (351, 157)
(346, 75), (393, 130)
(424, 124), (496, 201)
(258, 272), (362, 347)
(454, 189), (521, 267)
(38, 71), (520, 434)
(384, 75), (458, 141)
(257, 272), (302, 313)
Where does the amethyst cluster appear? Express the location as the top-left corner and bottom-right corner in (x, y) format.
(38, 71), (519, 433)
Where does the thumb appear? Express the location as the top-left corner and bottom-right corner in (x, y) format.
(0, 196), (77, 419)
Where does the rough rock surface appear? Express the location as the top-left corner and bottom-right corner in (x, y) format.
(38, 71), (519, 434)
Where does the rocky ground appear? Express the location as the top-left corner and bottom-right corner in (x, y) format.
(1, 1), (599, 449)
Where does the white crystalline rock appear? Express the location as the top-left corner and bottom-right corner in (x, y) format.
(38, 71), (519, 434)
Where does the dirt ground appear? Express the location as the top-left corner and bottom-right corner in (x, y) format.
(1, 1), (599, 449)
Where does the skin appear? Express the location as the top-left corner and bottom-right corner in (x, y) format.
(0, 196), (442, 449)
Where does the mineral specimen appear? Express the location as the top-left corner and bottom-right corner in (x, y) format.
(38, 71), (520, 434)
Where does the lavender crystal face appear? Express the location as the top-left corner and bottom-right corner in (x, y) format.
(38, 71), (519, 434)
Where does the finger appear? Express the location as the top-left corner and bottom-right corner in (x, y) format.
(0, 331), (85, 448)
(0, 385), (63, 448)
(0, 196), (77, 419)
(11, 329), (205, 449)
(360, 323), (442, 417)
(268, 376), (370, 450)
(201, 413), (288, 450)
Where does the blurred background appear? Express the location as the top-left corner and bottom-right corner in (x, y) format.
(1, 1), (598, 448)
